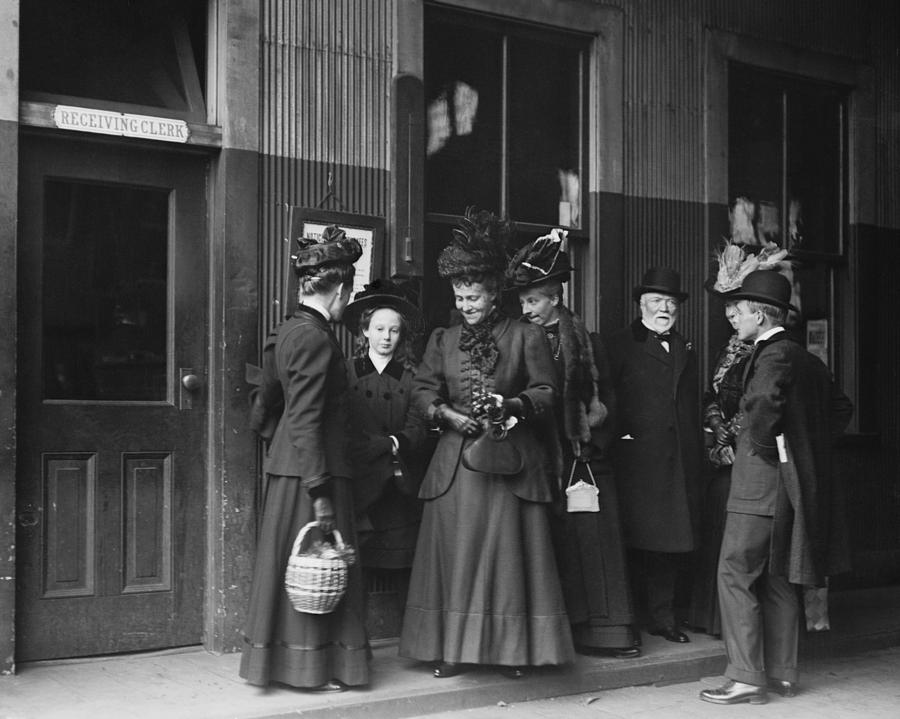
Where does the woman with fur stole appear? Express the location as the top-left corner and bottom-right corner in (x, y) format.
(509, 229), (640, 657)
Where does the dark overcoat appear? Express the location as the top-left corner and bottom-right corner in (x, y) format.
(264, 306), (352, 487)
(733, 333), (853, 585)
(413, 316), (556, 503)
(606, 318), (702, 552)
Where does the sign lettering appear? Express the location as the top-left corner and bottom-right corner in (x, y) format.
(53, 105), (190, 144)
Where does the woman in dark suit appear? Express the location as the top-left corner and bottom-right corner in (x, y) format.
(240, 226), (368, 692)
(399, 209), (573, 679)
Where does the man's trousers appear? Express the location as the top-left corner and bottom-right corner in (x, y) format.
(717, 511), (799, 686)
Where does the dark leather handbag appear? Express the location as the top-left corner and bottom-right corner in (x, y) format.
(461, 423), (523, 476)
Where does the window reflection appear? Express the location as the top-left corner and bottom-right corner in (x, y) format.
(42, 181), (169, 401)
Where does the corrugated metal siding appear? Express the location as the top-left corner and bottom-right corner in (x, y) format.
(872, 0), (900, 230)
(620, 1), (708, 345)
(607, 0), (886, 348)
(259, 0), (393, 339)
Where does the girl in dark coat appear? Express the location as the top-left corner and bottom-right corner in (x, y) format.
(509, 229), (639, 657)
(399, 209), (573, 679)
(240, 226), (368, 692)
(342, 280), (433, 571)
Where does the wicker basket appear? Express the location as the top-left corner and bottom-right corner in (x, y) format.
(284, 521), (349, 614)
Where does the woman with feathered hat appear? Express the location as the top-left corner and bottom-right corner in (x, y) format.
(687, 238), (799, 637)
(399, 208), (574, 679)
(240, 225), (369, 692)
(508, 229), (640, 658)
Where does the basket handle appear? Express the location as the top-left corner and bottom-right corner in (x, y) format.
(567, 460), (597, 489)
(290, 521), (345, 557)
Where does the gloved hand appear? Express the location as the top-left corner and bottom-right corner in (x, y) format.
(313, 496), (335, 534)
(434, 404), (481, 436)
(500, 396), (524, 420)
(354, 434), (393, 463)
(575, 442), (594, 463)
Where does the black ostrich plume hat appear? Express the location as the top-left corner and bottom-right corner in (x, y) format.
(437, 206), (515, 280)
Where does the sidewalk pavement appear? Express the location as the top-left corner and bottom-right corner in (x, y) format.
(2, 585), (898, 719)
(403, 644), (900, 719)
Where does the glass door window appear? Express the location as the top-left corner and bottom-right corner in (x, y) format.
(42, 180), (169, 401)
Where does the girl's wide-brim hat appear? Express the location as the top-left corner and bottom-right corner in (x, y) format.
(342, 278), (424, 336)
(727, 269), (800, 313)
(632, 267), (688, 302)
(292, 224), (363, 276)
(507, 228), (572, 288)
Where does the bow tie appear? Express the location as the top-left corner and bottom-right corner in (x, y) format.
(653, 331), (670, 340)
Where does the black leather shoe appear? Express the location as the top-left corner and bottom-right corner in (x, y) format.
(312, 679), (347, 693)
(768, 679), (798, 697)
(576, 645), (642, 659)
(433, 662), (463, 678)
(497, 665), (526, 679)
(700, 680), (768, 705)
(648, 626), (690, 643)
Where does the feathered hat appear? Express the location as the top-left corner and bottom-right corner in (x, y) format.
(437, 206), (514, 280)
(507, 228), (572, 287)
(342, 278), (424, 336)
(706, 199), (802, 315)
(292, 224), (363, 276)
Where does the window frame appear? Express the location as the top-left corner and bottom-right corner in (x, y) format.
(705, 29), (875, 433)
(423, 4), (593, 237)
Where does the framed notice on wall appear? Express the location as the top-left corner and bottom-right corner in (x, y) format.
(806, 318), (829, 367)
(285, 208), (386, 311)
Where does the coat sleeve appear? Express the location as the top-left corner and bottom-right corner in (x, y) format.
(412, 327), (449, 420)
(515, 323), (556, 420)
(278, 323), (334, 490)
(828, 380), (854, 439)
(589, 331), (617, 452)
(742, 345), (794, 464)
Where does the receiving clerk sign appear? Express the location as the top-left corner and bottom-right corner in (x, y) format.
(53, 105), (190, 143)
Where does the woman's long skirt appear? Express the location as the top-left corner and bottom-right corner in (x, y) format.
(686, 464), (732, 636)
(239, 475), (370, 688)
(552, 460), (637, 649)
(399, 466), (574, 667)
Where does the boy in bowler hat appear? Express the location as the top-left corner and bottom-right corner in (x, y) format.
(700, 270), (852, 705)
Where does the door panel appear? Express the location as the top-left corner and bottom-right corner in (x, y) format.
(16, 136), (208, 661)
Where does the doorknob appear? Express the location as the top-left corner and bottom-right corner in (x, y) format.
(179, 367), (202, 410)
(181, 373), (202, 391)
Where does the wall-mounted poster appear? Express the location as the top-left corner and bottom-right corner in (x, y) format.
(806, 318), (829, 367)
(285, 208), (386, 311)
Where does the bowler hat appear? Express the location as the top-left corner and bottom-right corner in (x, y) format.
(342, 278), (424, 336)
(728, 270), (799, 313)
(632, 267), (688, 302)
(292, 224), (363, 276)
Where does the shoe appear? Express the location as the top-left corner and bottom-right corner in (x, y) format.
(768, 679), (798, 697)
(647, 626), (690, 643)
(312, 679), (346, 693)
(497, 666), (526, 679)
(576, 645), (642, 659)
(433, 662), (463, 678)
(699, 680), (768, 705)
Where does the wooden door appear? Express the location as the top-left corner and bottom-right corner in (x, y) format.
(15, 136), (208, 661)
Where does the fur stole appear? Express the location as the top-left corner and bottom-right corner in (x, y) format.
(556, 308), (607, 447)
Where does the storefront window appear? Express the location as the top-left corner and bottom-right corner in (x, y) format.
(424, 7), (588, 228)
(728, 63), (849, 370)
